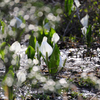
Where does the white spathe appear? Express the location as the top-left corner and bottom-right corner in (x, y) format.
(5, 76), (14, 87)
(81, 27), (87, 36)
(33, 58), (39, 65)
(59, 78), (67, 85)
(51, 33), (60, 45)
(17, 69), (27, 83)
(10, 17), (22, 28)
(59, 78), (68, 87)
(42, 36), (47, 42)
(39, 37), (53, 57)
(74, 0), (81, 8)
(10, 41), (21, 53)
(80, 14), (89, 27)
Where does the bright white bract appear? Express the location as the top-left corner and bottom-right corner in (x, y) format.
(5, 76), (14, 87)
(16, 69), (27, 83)
(80, 14), (89, 27)
(59, 78), (68, 87)
(39, 38), (53, 57)
(10, 41), (21, 53)
(74, 0), (81, 8)
(33, 58), (39, 65)
(42, 36), (47, 42)
(52, 33), (60, 45)
(81, 27), (87, 36)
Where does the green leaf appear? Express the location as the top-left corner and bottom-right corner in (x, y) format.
(40, 28), (43, 35)
(0, 42), (6, 50)
(44, 29), (49, 36)
(44, 18), (49, 24)
(15, 28), (25, 42)
(63, 58), (67, 67)
(29, 34), (36, 49)
(8, 66), (14, 78)
(48, 44), (60, 75)
(37, 31), (43, 44)
(86, 25), (92, 47)
(31, 1), (44, 7)
(47, 28), (56, 46)
(65, 0), (73, 16)
(18, 15), (26, 24)
(49, 28), (56, 38)
(0, 20), (6, 34)
(26, 46), (35, 60)
(13, 55), (20, 71)
(0, 42), (7, 60)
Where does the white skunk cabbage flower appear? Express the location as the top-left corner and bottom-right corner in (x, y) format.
(10, 17), (22, 28)
(58, 56), (63, 71)
(10, 41), (21, 53)
(80, 14), (89, 27)
(59, 78), (68, 87)
(51, 33), (60, 45)
(74, 0), (81, 8)
(42, 36), (47, 42)
(17, 69), (27, 83)
(39, 37), (53, 57)
(81, 27), (87, 36)
(33, 58), (39, 65)
(5, 76), (14, 87)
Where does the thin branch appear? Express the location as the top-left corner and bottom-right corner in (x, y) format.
(63, 2), (87, 37)
(90, 92), (100, 100)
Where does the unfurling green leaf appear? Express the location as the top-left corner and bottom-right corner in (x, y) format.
(29, 34), (36, 49)
(0, 20), (6, 34)
(49, 28), (56, 38)
(26, 46), (35, 60)
(48, 44), (60, 75)
(65, 0), (73, 16)
(0, 42), (7, 60)
(86, 25), (92, 47)
(0, 42), (6, 50)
